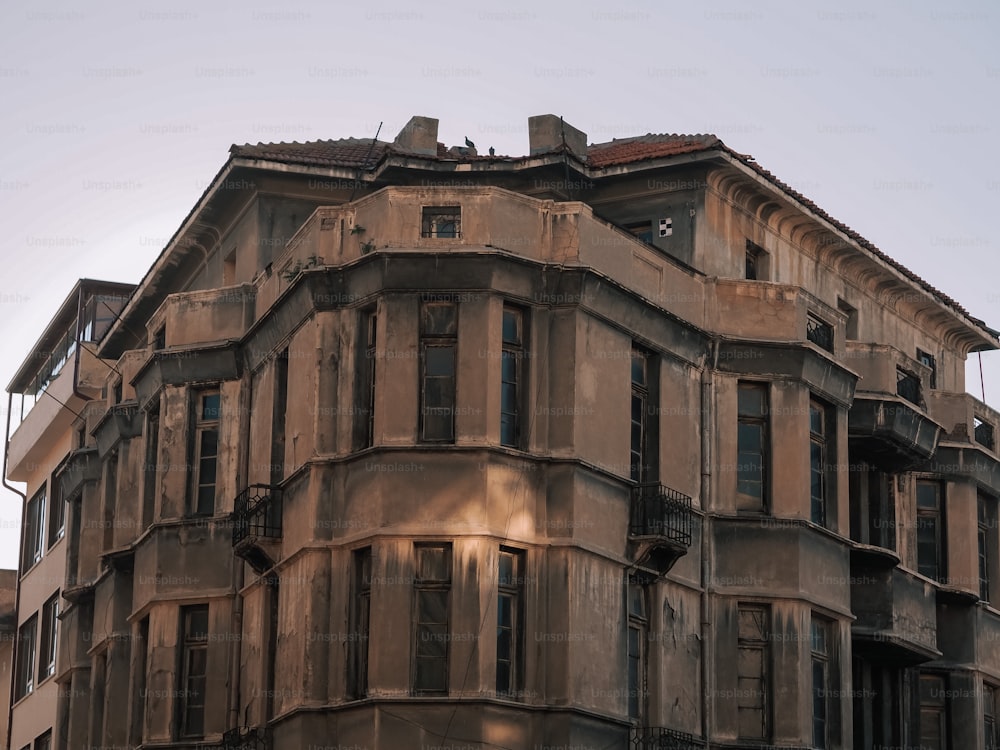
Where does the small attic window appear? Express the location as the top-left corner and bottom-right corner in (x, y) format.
(421, 206), (461, 239)
(625, 221), (653, 243)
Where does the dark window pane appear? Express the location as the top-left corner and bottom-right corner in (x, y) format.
(502, 310), (520, 344)
(201, 393), (221, 420)
(425, 346), (455, 376)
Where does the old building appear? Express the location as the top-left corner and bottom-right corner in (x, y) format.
(3, 281), (133, 750)
(5, 114), (1000, 750)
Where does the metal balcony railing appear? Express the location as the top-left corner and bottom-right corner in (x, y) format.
(231, 485), (283, 547)
(806, 315), (834, 352)
(222, 727), (269, 750)
(629, 483), (693, 547)
(975, 417), (996, 451)
(629, 727), (703, 750)
(895, 368), (921, 405)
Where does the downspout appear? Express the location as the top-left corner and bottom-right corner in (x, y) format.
(227, 367), (251, 731)
(700, 339), (719, 748)
(3, 392), (27, 750)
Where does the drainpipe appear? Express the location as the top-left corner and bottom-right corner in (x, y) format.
(227, 368), (252, 731)
(699, 339), (719, 748)
(3, 393), (27, 750)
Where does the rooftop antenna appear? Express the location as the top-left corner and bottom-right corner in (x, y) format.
(350, 120), (383, 202)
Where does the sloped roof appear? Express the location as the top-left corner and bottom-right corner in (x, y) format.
(226, 131), (989, 331)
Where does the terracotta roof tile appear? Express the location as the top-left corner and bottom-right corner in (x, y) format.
(230, 138), (390, 168)
(586, 134), (721, 168)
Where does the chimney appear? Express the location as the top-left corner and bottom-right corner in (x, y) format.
(528, 115), (588, 160)
(393, 116), (439, 156)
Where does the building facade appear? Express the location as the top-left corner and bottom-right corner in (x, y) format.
(5, 115), (1000, 749)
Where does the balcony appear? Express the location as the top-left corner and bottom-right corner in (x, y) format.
(628, 483), (693, 577)
(231, 484), (282, 574)
(629, 727), (703, 750)
(806, 313), (834, 352)
(57, 447), (101, 500)
(850, 565), (939, 665)
(222, 726), (270, 750)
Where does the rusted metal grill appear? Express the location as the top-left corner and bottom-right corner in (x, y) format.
(231, 485), (282, 546)
(629, 483), (693, 546)
(629, 727), (703, 750)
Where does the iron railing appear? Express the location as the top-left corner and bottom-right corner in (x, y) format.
(975, 417), (996, 451)
(222, 726), (269, 750)
(806, 315), (834, 352)
(629, 483), (693, 547)
(629, 727), (703, 750)
(895, 368), (921, 405)
(231, 484), (283, 547)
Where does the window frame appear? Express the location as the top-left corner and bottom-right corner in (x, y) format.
(15, 614), (38, 701)
(736, 603), (771, 741)
(496, 547), (525, 697)
(916, 479), (946, 582)
(178, 604), (209, 738)
(357, 307), (378, 450)
(918, 672), (949, 750)
(190, 389), (221, 516)
(917, 348), (937, 390)
(810, 397), (834, 528)
(412, 543), (452, 695)
(979, 493), (998, 603)
(37, 592), (59, 685)
(626, 580), (649, 720)
(985, 681), (999, 750)
(811, 614), (835, 749)
(421, 206), (462, 238)
(47, 468), (65, 549)
(21, 487), (46, 573)
(745, 240), (769, 281)
(500, 305), (526, 449)
(419, 300), (458, 444)
(349, 547), (372, 699)
(736, 382), (769, 512)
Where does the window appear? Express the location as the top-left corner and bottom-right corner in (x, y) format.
(848, 463), (895, 550)
(630, 346), (659, 484)
(421, 206), (461, 238)
(21, 487), (46, 573)
(179, 605), (209, 737)
(15, 614), (37, 700)
(737, 604), (770, 740)
(131, 617), (149, 747)
(32, 731), (51, 750)
(737, 383), (769, 511)
(142, 407), (160, 528)
(112, 378), (123, 405)
(38, 593), (59, 683)
(413, 544), (451, 694)
(497, 548), (524, 697)
(979, 494), (998, 603)
(745, 240), (768, 281)
(916, 480), (945, 581)
(103, 451), (118, 550)
(811, 616), (834, 749)
(153, 325), (166, 351)
(500, 306), (525, 449)
(919, 673), (948, 750)
(985, 682), (999, 750)
(357, 309), (377, 449)
(192, 391), (220, 515)
(349, 547), (372, 698)
(420, 300), (457, 443)
(47, 470), (65, 549)
(625, 220), (653, 243)
(627, 582), (648, 719)
(270, 350), (289, 485)
(810, 399), (833, 528)
(838, 298), (858, 340)
(896, 367), (921, 405)
(917, 348), (937, 390)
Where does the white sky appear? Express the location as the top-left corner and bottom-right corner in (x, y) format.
(1, 0), (998, 568)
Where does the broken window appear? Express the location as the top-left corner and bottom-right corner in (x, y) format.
(421, 206), (461, 238)
(737, 604), (771, 740)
